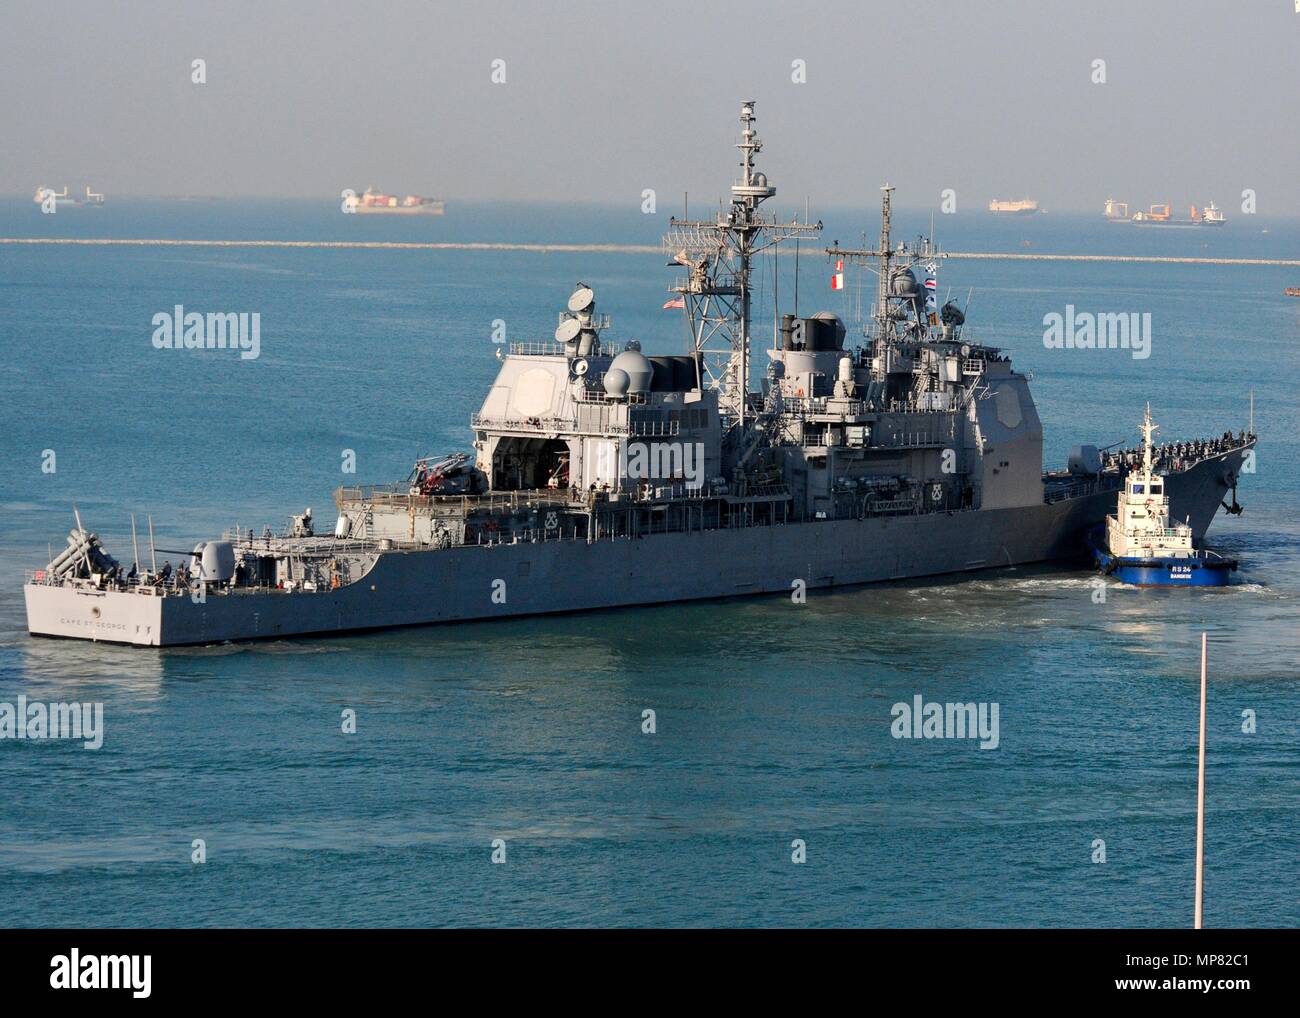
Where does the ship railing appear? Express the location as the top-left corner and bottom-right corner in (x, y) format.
(882, 399), (968, 417)
(785, 396), (869, 417)
(25, 569), (211, 595)
(574, 389), (651, 405)
(875, 429), (947, 448)
(962, 359), (985, 375)
(338, 486), (574, 513)
(1116, 526), (1189, 540)
(632, 481), (720, 502)
(555, 312), (611, 331)
(862, 498), (918, 516)
(470, 413), (579, 433)
(471, 411), (650, 437)
(1044, 477), (1100, 503)
(728, 482), (790, 501)
(504, 343), (577, 358)
(218, 532), (385, 555)
(671, 275), (743, 297)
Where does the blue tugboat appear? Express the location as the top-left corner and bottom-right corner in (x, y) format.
(1089, 406), (1238, 586)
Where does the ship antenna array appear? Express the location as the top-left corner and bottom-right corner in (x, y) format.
(663, 101), (821, 431)
(826, 183), (948, 383)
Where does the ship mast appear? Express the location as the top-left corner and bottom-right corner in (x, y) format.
(1140, 402), (1158, 481)
(663, 102), (821, 431)
(825, 183), (943, 396)
(877, 183), (894, 342)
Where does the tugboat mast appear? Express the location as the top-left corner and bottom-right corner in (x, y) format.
(1141, 402), (1158, 479)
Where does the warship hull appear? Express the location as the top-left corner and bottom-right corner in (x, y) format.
(24, 447), (1246, 647)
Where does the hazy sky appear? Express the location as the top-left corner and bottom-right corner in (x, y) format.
(4, 0), (1298, 213)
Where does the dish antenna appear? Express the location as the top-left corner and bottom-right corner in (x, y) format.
(567, 286), (595, 313)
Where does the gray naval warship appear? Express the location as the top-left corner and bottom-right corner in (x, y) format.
(25, 102), (1255, 647)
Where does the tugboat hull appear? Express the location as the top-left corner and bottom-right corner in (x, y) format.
(1096, 553), (1236, 587)
(1088, 525), (1237, 587)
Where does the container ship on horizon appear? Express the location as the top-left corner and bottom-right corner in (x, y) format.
(345, 186), (444, 215)
(1104, 198), (1225, 227)
(32, 186), (104, 208)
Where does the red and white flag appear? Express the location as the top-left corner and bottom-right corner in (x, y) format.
(831, 272), (845, 291)
(662, 295), (685, 309)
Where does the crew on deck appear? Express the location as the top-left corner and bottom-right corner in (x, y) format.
(1102, 430), (1252, 474)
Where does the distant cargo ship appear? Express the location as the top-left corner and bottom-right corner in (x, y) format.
(32, 186), (104, 208)
(987, 198), (1042, 215)
(345, 187), (444, 215)
(1104, 198), (1224, 227)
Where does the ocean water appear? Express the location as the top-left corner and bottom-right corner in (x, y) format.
(0, 199), (1297, 927)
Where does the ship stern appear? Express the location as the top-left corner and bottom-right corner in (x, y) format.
(24, 582), (165, 647)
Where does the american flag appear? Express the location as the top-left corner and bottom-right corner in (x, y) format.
(662, 295), (685, 310)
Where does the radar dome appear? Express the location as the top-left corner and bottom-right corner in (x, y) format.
(891, 269), (919, 297)
(602, 367), (630, 397)
(608, 350), (653, 394)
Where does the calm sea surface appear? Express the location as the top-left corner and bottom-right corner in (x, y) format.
(0, 199), (1296, 927)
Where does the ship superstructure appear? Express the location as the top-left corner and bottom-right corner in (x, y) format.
(24, 103), (1254, 645)
(1105, 407), (1195, 559)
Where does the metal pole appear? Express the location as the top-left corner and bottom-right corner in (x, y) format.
(1194, 630), (1207, 929)
(793, 237), (799, 317)
(71, 503), (92, 574)
(131, 514), (140, 574)
(772, 232), (779, 349)
(148, 514), (157, 574)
